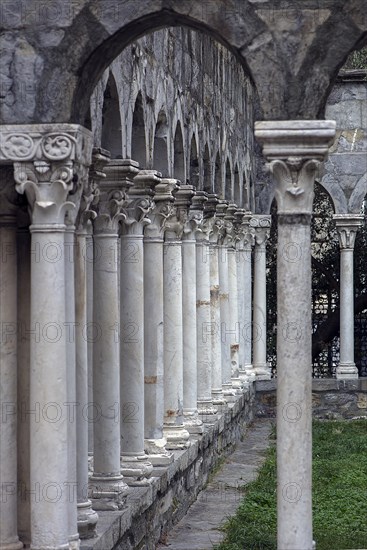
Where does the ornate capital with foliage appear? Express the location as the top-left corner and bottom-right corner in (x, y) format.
(250, 215), (271, 247)
(255, 120), (336, 217)
(4, 124), (93, 228)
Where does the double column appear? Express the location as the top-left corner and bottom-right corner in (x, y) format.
(144, 175), (176, 460)
(9, 124), (93, 550)
(251, 214), (271, 380)
(0, 168), (23, 550)
(119, 165), (154, 484)
(89, 156), (128, 508)
(256, 120), (336, 550)
(163, 183), (192, 449)
(333, 214), (363, 379)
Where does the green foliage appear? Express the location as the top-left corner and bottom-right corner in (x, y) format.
(215, 420), (367, 550)
(344, 46), (367, 71)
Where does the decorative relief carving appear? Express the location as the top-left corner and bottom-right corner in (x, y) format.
(250, 215), (271, 247)
(333, 215), (364, 250)
(267, 157), (320, 215)
(1, 125), (92, 165)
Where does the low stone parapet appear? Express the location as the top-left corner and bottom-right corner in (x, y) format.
(255, 378), (367, 419)
(81, 386), (254, 550)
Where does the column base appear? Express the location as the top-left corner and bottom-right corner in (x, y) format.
(336, 362), (359, 379)
(222, 382), (238, 402)
(183, 411), (204, 434)
(77, 500), (98, 540)
(212, 389), (227, 411)
(238, 369), (251, 385)
(0, 540), (24, 550)
(231, 377), (245, 391)
(197, 400), (218, 424)
(163, 424), (191, 450)
(254, 363), (272, 380)
(89, 473), (128, 510)
(68, 534), (80, 550)
(243, 364), (256, 381)
(31, 544), (69, 550)
(120, 454), (154, 486)
(144, 438), (174, 466)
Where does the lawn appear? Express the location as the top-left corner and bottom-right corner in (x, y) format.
(215, 419), (367, 550)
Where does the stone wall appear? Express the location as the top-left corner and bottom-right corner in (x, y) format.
(255, 379), (367, 420)
(90, 27), (256, 209)
(81, 389), (254, 550)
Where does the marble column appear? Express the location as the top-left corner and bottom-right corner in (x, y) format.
(17, 202), (31, 547)
(74, 150), (105, 537)
(163, 183), (191, 449)
(234, 209), (253, 384)
(182, 191), (204, 434)
(215, 201), (235, 397)
(119, 163), (154, 485)
(256, 119), (336, 550)
(144, 174), (176, 462)
(86, 224), (94, 457)
(0, 168), (23, 550)
(206, 195), (226, 407)
(10, 124), (93, 550)
(251, 214), (272, 380)
(89, 157), (128, 509)
(333, 214), (364, 379)
(242, 213), (256, 381)
(196, 193), (217, 422)
(226, 204), (242, 390)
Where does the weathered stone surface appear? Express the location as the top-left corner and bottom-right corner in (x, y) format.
(0, 1), (366, 125)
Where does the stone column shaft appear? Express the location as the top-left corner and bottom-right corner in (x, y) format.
(143, 174), (175, 463)
(251, 215), (271, 380)
(0, 173), (23, 550)
(256, 119), (336, 550)
(90, 154), (128, 509)
(242, 218), (255, 380)
(334, 215), (363, 379)
(11, 124), (93, 550)
(163, 183), (191, 449)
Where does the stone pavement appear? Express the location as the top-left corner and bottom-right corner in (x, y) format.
(156, 419), (273, 550)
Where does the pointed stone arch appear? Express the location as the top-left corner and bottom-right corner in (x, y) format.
(224, 158), (232, 201)
(101, 72), (122, 158)
(173, 120), (185, 182)
(131, 92), (147, 168)
(203, 144), (211, 193)
(153, 110), (169, 177)
(189, 134), (199, 188)
(214, 152), (222, 197)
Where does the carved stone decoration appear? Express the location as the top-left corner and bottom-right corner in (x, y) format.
(1, 125), (93, 165)
(144, 177), (176, 240)
(333, 214), (364, 250)
(120, 169), (158, 236)
(250, 215), (271, 247)
(9, 125), (93, 226)
(0, 166), (19, 219)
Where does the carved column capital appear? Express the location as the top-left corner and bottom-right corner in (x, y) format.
(224, 203), (238, 248)
(184, 190), (206, 241)
(333, 214), (364, 250)
(250, 214), (271, 247)
(165, 182), (194, 240)
(215, 200), (231, 245)
(118, 166), (156, 236)
(255, 120), (336, 217)
(5, 124), (93, 228)
(93, 158), (140, 235)
(143, 173), (175, 240)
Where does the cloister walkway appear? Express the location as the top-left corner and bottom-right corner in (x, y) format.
(157, 419), (273, 550)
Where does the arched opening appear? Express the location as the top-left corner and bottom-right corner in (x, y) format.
(214, 153), (222, 197)
(131, 92), (147, 168)
(173, 121), (185, 182)
(203, 144), (211, 193)
(153, 110), (169, 177)
(224, 158), (232, 201)
(234, 164), (240, 206)
(189, 135), (199, 188)
(101, 72), (122, 158)
(243, 173), (249, 210)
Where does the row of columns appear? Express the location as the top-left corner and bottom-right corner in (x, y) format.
(2, 121), (362, 550)
(0, 127), (272, 550)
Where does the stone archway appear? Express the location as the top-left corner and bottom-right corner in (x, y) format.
(2, 2), (366, 125)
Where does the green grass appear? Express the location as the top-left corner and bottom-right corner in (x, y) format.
(215, 420), (367, 550)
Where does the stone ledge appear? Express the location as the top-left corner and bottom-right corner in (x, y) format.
(81, 385), (255, 550)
